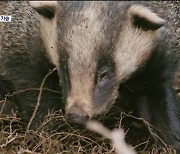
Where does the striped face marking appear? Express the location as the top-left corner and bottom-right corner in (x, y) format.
(61, 2), (110, 117)
(31, 1), (165, 121)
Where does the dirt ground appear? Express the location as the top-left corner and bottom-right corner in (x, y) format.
(0, 110), (177, 154)
(0, 71), (179, 154)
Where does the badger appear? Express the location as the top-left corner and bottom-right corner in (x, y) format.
(0, 1), (179, 152)
(29, 1), (180, 151)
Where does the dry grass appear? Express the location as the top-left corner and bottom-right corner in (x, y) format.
(0, 69), (179, 154)
(0, 109), (177, 153)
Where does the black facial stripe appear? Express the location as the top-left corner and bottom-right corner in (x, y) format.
(95, 43), (116, 84)
(94, 2), (129, 78)
(59, 48), (71, 101)
(93, 43), (117, 107)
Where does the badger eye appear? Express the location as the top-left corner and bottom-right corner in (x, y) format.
(98, 68), (111, 83)
(100, 70), (109, 80)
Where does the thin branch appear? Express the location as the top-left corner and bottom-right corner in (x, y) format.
(86, 120), (136, 154)
(121, 112), (168, 148)
(26, 68), (57, 131)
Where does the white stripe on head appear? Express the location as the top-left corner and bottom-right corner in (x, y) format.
(65, 2), (108, 114)
(30, 1), (60, 68)
(115, 5), (164, 82)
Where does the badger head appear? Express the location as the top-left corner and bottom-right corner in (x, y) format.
(30, 1), (165, 125)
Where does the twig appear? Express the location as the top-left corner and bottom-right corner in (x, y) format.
(86, 120), (136, 154)
(26, 68), (57, 131)
(17, 148), (41, 154)
(5, 87), (61, 98)
(121, 112), (168, 148)
(0, 94), (8, 114)
(0, 87), (61, 115)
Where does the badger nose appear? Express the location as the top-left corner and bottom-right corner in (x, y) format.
(65, 113), (89, 125)
(65, 107), (89, 125)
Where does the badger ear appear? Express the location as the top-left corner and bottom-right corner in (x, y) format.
(128, 5), (165, 30)
(30, 1), (58, 19)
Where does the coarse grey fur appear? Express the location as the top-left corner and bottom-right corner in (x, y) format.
(0, 1), (62, 129)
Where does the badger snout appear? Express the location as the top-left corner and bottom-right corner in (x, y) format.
(65, 106), (89, 125)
